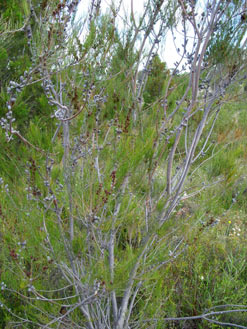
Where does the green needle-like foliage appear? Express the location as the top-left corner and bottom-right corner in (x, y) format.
(0, 1), (247, 328)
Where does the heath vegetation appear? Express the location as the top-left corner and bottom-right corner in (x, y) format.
(0, 0), (247, 328)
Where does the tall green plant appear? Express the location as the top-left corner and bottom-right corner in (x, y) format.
(0, 0), (247, 328)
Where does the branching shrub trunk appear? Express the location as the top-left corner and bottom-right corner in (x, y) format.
(0, 0), (247, 328)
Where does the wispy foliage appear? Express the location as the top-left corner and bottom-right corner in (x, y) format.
(0, 0), (247, 328)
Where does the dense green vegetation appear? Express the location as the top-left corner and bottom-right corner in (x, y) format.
(0, 0), (247, 328)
